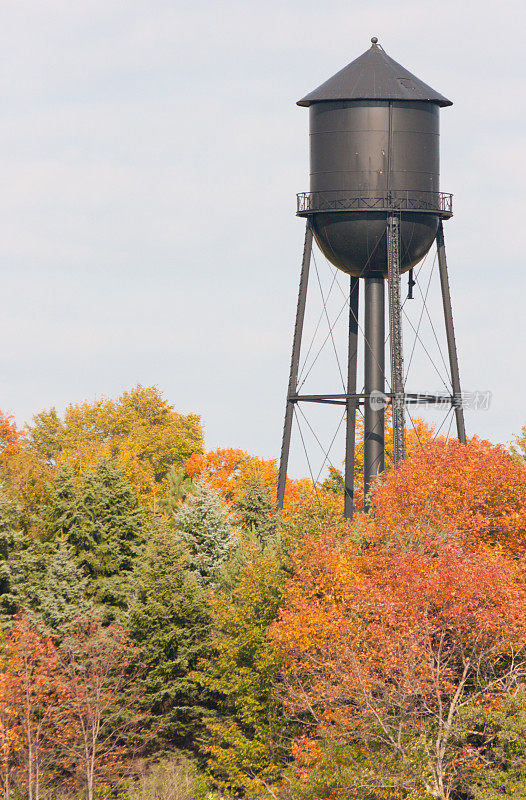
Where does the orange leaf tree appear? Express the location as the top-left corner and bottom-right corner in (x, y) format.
(0, 412), (50, 530)
(321, 406), (436, 511)
(0, 670), (21, 799)
(367, 436), (526, 555)
(353, 405), (436, 492)
(185, 447), (307, 516)
(0, 614), (146, 800)
(269, 531), (526, 799)
(0, 413), (25, 458)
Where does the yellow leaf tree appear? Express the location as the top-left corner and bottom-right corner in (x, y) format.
(26, 385), (203, 507)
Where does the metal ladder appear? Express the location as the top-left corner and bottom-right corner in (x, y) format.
(387, 215), (406, 466)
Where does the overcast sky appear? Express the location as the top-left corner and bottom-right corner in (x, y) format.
(0, 0), (524, 476)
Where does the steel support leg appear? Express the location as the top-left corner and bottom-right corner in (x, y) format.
(436, 221), (467, 444)
(364, 276), (385, 507)
(387, 215), (406, 466)
(276, 223), (313, 511)
(344, 277), (359, 519)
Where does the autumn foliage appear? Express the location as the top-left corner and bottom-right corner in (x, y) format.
(353, 404), (436, 491)
(368, 436), (526, 555)
(270, 529), (526, 798)
(186, 447), (312, 514)
(0, 413), (25, 459)
(0, 386), (525, 799)
(264, 436), (526, 797)
(0, 614), (144, 799)
(26, 385), (203, 507)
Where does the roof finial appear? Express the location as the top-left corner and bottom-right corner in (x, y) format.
(371, 36), (379, 45)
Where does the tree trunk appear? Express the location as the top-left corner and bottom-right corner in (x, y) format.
(87, 755), (95, 800)
(25, 675), (33, 800)
(35, 747), (40, 800)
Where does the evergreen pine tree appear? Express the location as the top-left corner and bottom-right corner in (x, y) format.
(0, 482), (92, 630)
(0, 485), (23, 617)
(234, 478), (278, 540)
(43, 460), (145, 615)
(173, 480), (236, 586)
(128, 519), (212, 751)
(28, 538), (92, 631)
(161, 465), (195, 508)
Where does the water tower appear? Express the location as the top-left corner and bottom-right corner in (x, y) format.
(276, 38), (466, 517)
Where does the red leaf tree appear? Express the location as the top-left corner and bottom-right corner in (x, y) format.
(56, 613), (146, 800)
(4, 616), (62, 800)
(0, 614), (145, 800)
(270, 531), (526, 799)
(0, 670), (21, 800)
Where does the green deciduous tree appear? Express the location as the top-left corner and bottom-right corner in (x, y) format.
(199, 534), (292, 796)
(452, 694), (526, 798)
(320, 465), (344, 495)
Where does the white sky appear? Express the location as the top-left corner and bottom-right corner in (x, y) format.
(0, 0), (525, 476)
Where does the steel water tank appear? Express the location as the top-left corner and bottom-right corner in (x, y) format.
(297, 39), (452, 276)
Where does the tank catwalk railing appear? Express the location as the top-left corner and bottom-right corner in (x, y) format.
(296, 189), (453, 217)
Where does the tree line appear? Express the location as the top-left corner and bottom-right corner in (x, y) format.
(0, 384), (526, 799)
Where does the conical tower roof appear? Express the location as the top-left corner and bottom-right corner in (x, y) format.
(298, 38), (452, 107)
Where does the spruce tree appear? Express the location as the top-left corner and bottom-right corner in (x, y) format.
(173, 480), (236, 586)
(28, 539), (92, 632)
(234, 478), (278, 540)
(0, 485), (24, 617)
(161, 465), (195, 507)
(43, 460), (145, 615)
(0, 484), (92, 629)
(128, 519), (212, 750)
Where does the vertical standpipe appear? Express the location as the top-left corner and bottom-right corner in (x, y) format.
(364, 276), (385, 503)
(344, 277), (359, 519)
